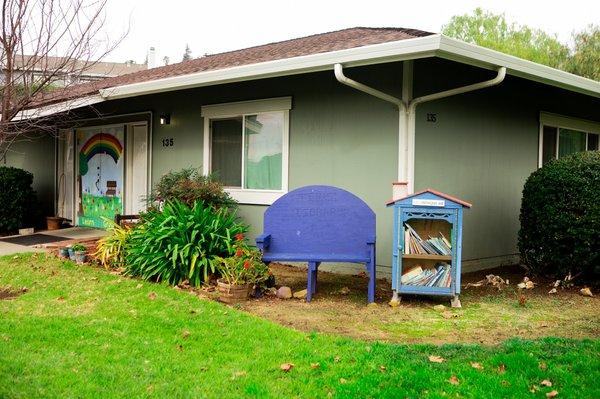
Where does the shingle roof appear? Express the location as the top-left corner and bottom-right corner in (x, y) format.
(37, 27), (433, 107)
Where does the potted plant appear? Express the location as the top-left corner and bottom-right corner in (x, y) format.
(46, 216), (63, 230)
(71, 243), (87, 264)
(58, 247), (70, 259)
(215, 234), (270, 304)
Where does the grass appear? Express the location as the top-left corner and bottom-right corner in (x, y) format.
(242, 263), (600, 344)
(1, 253), (599, 398)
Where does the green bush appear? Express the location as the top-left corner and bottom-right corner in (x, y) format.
(148, 168), (237, 210)
(124, 200), (247, 286)
(0, 166), (36, 233)
(518, 151), (600, 280)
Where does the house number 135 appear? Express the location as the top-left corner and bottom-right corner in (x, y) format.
(162, 138), (174, 147)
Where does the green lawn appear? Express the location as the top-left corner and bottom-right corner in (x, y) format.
(1, 253), (598, 398)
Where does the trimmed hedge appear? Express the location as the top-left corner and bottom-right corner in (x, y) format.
(0, 166), (36, 233)
(518, 151), (600, 280)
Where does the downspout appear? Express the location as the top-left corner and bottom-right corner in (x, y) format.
(334, 63), (507, 193)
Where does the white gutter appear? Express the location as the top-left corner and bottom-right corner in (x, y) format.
(12, 94), (105, 121)
(334, 63), (506, 193)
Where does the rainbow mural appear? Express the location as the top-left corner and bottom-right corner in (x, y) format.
(79, 133), (123, 176)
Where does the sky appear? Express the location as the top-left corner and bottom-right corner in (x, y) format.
(103, 0), (600, 64)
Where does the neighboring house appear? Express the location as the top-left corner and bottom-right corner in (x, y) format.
(6, 27), (600, 275)
(4, 55), (147, 86)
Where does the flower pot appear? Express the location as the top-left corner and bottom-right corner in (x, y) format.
(58, 248), (70, 259)
(74, 251), (87, 264)
(68, 247), (75, 261)
(216, 279), (250, 304)
(46, 216), (63, 231)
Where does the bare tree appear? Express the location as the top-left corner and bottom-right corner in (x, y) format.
(0, 0), (124, 160)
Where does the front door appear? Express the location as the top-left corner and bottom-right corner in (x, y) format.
(76, 126), (125, 228)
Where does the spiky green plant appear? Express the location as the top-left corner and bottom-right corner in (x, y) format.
(93, 219), (132, 269)
(124, 200), (247, 286)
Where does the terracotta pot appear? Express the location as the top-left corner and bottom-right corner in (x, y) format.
(216, 279), (250, 304)
(46, 216), (63, 230)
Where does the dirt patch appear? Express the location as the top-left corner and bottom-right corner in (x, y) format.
(0, 286), (27, 300)
(240, 263), (600, 345)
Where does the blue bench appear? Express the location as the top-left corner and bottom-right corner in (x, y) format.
(256, 185), (377, 303)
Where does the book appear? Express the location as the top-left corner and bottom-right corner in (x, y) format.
(401, 262), (452, 288)
(403, 223), (452, 256)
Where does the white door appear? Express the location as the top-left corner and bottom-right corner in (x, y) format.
(57, 129), (75, 223)
(125, 123), (149, 214)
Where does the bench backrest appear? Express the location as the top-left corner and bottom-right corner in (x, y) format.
(262, 185), (375, 256)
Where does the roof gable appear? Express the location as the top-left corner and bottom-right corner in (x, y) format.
(386, 189), (472, 208)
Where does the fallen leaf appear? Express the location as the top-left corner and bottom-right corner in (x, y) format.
(539, 362), (548, 370)
(530, 385), (539, 393)
(546, 390), (559, 398)
(148, 292), (157, 300)
(541, 379), (552, 387)
(310, 363), (320, 369)
(339, 287), (350, 295)
(365, 346), (372, 352)
(176, 344), (183, 351)
(280, 363), (294, 372)
(442, 311), (459, 319)
(182, 330), (191, 339)
(200, 366), (208, 372)
(470, 362), (483, 370)
(428, 355), (445, 363)
(339, 378), (347, 384)
(334, 356), (341, 363)
(548, 288), (557, 294)
(379, 365), (387, 372)
(497, 364), (506, 373)
(232, 371), (246, 379)
(433, 304), (446, 312)
(136, 283), (143, 289)
(448, 375), (460, 385)
(501, 380), (510, 387)
(580, 287), (593, 297)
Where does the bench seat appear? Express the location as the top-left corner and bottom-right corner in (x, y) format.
(262, 253), (370, 263)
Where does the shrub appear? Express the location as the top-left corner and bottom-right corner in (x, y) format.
(93, 219), (131, 269)
(148, 168), (236, 210)
(518, 151), (600, 280)
(0, 166), (36, 233)
(124, 200), (247, 286)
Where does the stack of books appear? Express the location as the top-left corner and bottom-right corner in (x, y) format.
(401, 263), (452, 287)
(404, 223), (451, 255)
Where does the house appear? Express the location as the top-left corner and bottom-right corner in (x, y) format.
(5, 27), (600, 275)
(4, 55), (147, 86)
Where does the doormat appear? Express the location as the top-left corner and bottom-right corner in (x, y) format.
(0, 234), (70, 246)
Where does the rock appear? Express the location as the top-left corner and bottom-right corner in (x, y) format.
(276, 286), (292, 299)
(433, 304), (446, 312)
(293, 289), (307, 299)
(580, 287), (593, 297)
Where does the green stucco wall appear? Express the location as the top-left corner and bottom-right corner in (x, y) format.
(8, 57), (600, 275)
(92, 63), (402, 273)
(413, 58), (600, 270)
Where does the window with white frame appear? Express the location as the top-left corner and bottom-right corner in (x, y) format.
(201, 97), (291, 205)
(539, 112), (600, 166)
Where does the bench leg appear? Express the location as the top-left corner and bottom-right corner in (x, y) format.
(367, 261), (375, 303)
(306, 262), (318, 302)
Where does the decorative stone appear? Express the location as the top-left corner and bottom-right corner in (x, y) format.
(293, 289), (307, 299)
(276, 286), (292, 299)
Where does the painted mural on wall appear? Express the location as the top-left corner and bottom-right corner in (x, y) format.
(77, 127), (124, 228)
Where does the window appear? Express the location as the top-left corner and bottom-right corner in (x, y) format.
(202, 97), (291, 205)
(539, 113), (600, 167)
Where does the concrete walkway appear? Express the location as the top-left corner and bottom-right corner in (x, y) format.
(0, 227), (106, 256)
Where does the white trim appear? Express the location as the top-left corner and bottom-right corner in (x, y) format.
(202, 98), (290, 205)
(12, 95), (105, 121)
(538, 112), (600, 166)
(540, 112), (600, 134)
(201, 96), (292, 118)
(100, 34), (600, 101)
